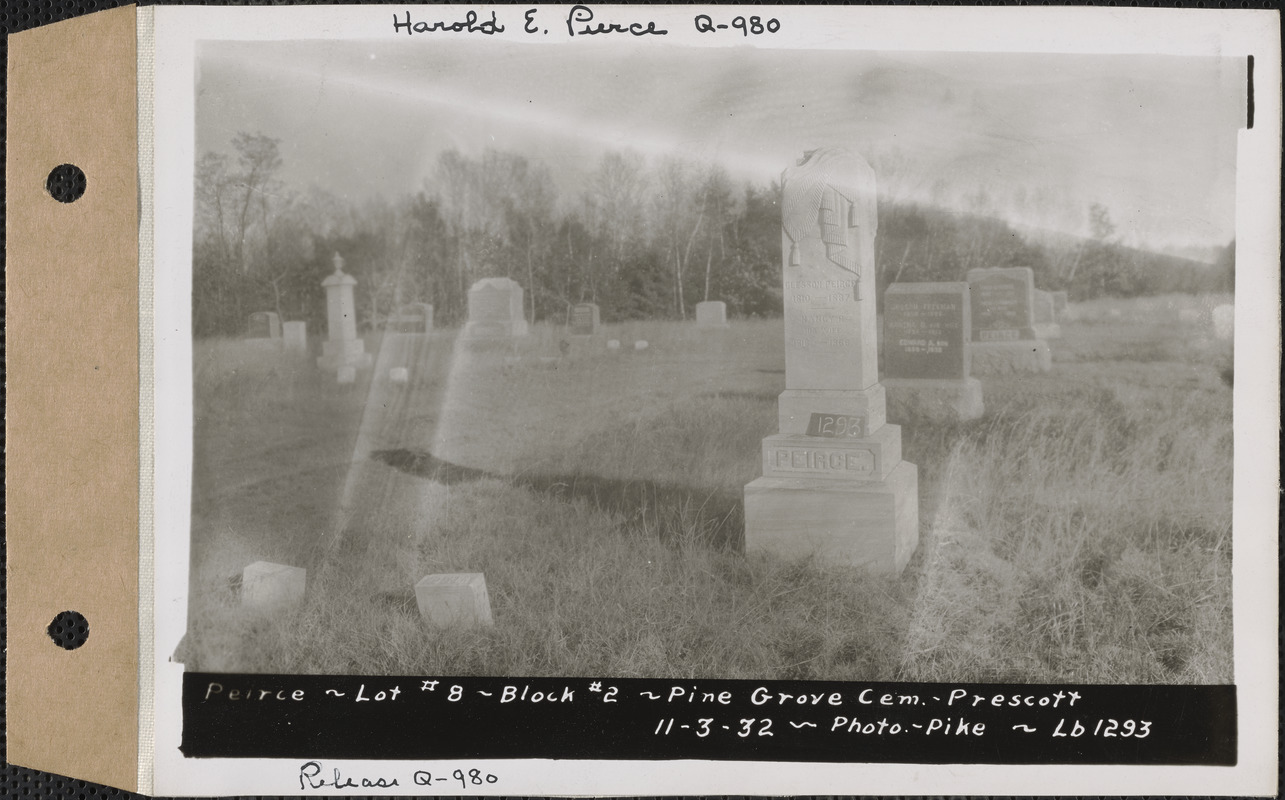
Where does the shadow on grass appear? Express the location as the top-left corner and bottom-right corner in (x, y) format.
(370, 448), (744, 550)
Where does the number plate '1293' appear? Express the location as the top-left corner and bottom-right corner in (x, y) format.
(805, 413), (865, 438)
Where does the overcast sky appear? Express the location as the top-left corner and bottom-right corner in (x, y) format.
(196, 39), (1244, 255)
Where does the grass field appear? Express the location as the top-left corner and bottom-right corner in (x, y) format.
(181, 295), (1234, 683)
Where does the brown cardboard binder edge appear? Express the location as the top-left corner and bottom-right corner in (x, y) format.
(6, 5), (141, 792)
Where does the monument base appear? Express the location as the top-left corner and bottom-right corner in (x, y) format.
(1033, 323), (1062, 340)
(317, 338), (372, 370)
(884, 377), (984, 423)
(777, 385), (887, 436)
(743, 460), (919, 574)
(970, 340), (1052, 375)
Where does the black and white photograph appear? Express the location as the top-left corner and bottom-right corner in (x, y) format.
(139, 5), (1278, 794)
(182, 26), (1243, 682)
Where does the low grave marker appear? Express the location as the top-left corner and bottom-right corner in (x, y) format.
(465, 278), (529, 340)
(415, 573), (493, 627)
(241, 561), (305, 613)
(695, 300), (729, 329)
(247, 311), (281, 340)
(569, 302), (600, 336)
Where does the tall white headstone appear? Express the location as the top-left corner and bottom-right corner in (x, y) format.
(317, 253), (372, 371)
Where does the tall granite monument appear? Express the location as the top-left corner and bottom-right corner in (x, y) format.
(743, 148), (919, 574)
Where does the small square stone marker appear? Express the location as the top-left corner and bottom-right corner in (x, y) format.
(241, 561), (306, 612)
(695, 300), (729, 329)
(415, 573), (493, 627)
(390, 367), (409, 384)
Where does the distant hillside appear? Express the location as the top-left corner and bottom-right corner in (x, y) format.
(876, 202), (1234, 301)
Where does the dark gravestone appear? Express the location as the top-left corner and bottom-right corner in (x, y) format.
(883, 283), (969, 381)
(247, 311), (281, 339)
(965, 267), (1050, 374)
(967, 267), (1036, 342)
(882, 282), (983, 422)
(569, 303), (599, 336)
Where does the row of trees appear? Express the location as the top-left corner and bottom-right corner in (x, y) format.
(192, 133), (1234, 338)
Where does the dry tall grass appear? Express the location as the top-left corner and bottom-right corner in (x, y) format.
(183, 298), (1233, 682)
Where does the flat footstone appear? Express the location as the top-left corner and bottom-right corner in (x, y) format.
(415, 573), (493, 627)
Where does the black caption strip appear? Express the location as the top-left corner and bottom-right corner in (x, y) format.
(182, 674), (1235, 766)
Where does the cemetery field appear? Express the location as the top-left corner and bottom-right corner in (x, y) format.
(182, 296), (1233, 683)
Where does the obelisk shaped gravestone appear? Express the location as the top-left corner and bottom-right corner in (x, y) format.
(317, 252), (372, 371)
(744, 148), (919, 573)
